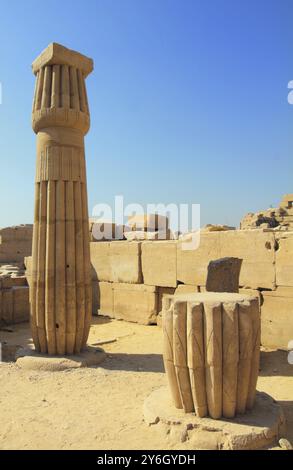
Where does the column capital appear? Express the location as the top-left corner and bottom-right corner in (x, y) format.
(32, 43), (93, 134)
(32, 43), (93, 78)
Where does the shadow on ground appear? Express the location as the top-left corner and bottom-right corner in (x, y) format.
(102, 352), (164, 373)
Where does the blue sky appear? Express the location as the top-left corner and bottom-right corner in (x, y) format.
(0, 0), (292, 228)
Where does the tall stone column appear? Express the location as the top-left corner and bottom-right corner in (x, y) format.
(30, 43), (93, 355)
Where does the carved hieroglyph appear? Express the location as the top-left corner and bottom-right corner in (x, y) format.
(30, 43), (93, 355)
(162, 292), (260, 419)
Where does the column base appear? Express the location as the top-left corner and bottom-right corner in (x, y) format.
(143, 386), (286, 450)
(15, 346), (106, 371)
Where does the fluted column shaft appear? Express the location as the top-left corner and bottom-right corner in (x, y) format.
(30, 44), (93, 355)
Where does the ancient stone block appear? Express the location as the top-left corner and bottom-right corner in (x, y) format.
(219, 230), (276, 289)
(276, 236), (293, 286)
(98, 282), (114, 317)
(110, 241), (142, 284)
(113, 283), (158, 325)
(206, 257), (242, 293)
(90, 242), (111, 281)
(13, 286), (29, 323)
(177, 232), (221, 286)
(261, 288), (293, 350)
(142, 241), (177, 287)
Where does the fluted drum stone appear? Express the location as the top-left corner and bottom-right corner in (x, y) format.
(162, 292), (261, 419)
(30, 43), (93, 355)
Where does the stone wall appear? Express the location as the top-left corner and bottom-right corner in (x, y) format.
(90, 230), (293, 350)
(22, 228), (293, 350)
(0, 225), (32, 326)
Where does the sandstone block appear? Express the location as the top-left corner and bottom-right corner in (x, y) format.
(90, 242), (111, 281)
(98, 282), (114, 317)
(113, 283), (158, 325)
(219, 230), (276, 289)
(206, 257), (242, 293)
(13, 286), (29, 323)
(156, 287), (176, 327)
(110, 241), (142, 283)
(276, 237), (293, 286)
(142, 241), (177, 287)
(177, 232), (221, 286)
(0, 286), (29, 324)
(261, 288), (293, 350)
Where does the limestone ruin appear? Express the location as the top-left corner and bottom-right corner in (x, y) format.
(0, 42), (292, 451)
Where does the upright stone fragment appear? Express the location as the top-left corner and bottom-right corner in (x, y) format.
(30, 43), (93, 354)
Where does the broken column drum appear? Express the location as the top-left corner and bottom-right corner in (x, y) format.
(162, 292), (260, 419)
(30, 43), (93, 355)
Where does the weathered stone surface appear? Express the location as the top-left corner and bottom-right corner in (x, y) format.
(0, 286), (29, 324)
(142, 241), (177, 287)
(261, 288), (293, 350)
(175, 284), (198, 295)
(90, 242), (111, 281)
(0, 225), (33, 263)
(219, 230), (276, 289)
(206, 257), (242, 293)
(156, 287), (176, 327)
(143, 387), (286, 450)
(110, 241), (142, 284)
(113, 283), (158, 325)
(177, 232), (221, 286)
(98, 282), (114, 317)
(276, 236), (293, 287)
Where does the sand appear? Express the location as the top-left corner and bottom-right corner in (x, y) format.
(0, 316), (292, 450)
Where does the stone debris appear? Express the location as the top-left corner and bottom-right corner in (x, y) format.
(240, 194), (293, 230)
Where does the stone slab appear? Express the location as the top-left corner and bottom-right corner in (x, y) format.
(143, 386), (286, 450)
(15, 346), (106, 371)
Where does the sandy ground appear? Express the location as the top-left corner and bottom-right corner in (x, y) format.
(0, 316), (292, 450)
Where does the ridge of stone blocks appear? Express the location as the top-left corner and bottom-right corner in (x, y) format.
(219, 230), (276, 289)
(261, 287), (293, 350)
(177, 230), (276, 290)
(113, 283), (158, 325)
(0, 285), (30, 324)
(0, 225), (33, 263)
(90, 241), (142, 284)
(142, 241), (177, 287)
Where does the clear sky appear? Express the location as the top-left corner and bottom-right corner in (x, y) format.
(0, 0), (292, 229)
